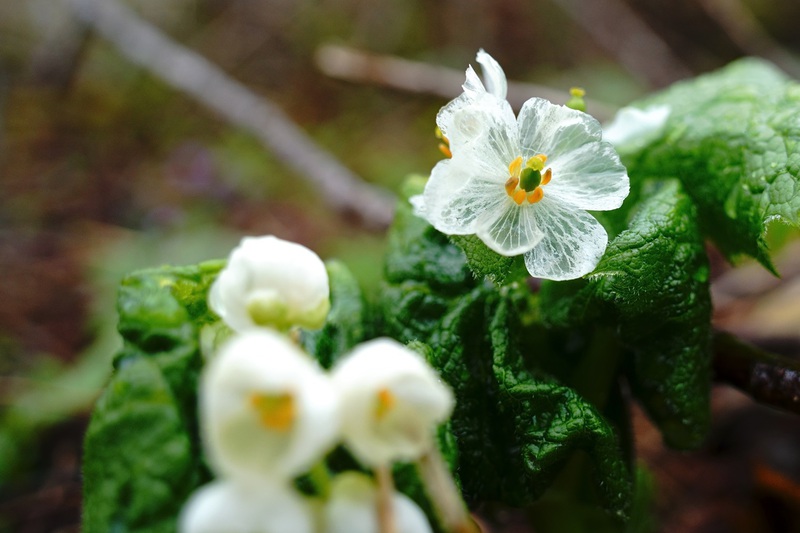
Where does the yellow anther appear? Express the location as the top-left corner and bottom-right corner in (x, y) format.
(525, 155), (547, 172)
(570, 87), (586, 98)
(505, 176), (519, 196)
(438, 143), (452, 158)
(512, 189), (527, 205)
(508, 156), (523, 178)
(527, 188), (544, 204)
(250, 392), (296, 431)
(375, 388), (396, 420)
(542, 168), (552, 185)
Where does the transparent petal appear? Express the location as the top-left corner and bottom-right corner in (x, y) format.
(546, 141), (630, 211)
(437, 96), (517, 159)
(517, 98), (602, 159)
(462, 65), (486, 98)
(476, 49), (507, 99)
(419, 153), (511, 235)
(475, 201), (544, 256)
(603, 104), (671, 147)
(523, 197), (608, 280)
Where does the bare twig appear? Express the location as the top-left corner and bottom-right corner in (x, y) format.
(713, 331), (800, 415)
(315, 44), (618, 122)
(549, 0), (693, 88)
(697, 0), (800, 78)
(66, 0), (396, 229)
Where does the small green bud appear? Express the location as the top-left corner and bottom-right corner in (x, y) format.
(566, 87), (587, 113)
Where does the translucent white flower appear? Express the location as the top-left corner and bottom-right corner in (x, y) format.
(201, 330), (339, 482)
(412, 50), (630, 280)
(603, 104), (671, 148)
(322, 473), (433, 533)
(180, 479), (314, 533)
(209, 235), (330, 331)
(331, 338), (454, 466)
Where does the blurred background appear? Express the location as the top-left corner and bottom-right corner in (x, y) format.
(2, 0), (800, 531)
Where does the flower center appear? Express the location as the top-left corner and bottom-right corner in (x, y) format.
(504, 154), (552, 205)
(250, 392), (296, 431)
(374, 387), (396, 420)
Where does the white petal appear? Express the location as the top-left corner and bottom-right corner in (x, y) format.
(476, 49), (507, 100)
(546, 141), (629, 211)
(418, 157), (510, 235)
(522, 197), (609, 280)
(475, 201), (544, 256)
(180, 480), (314, 533)
(331, 339), (454, 466)
(437, 97), (517, 159)
(323, 473), (433, 533)
(603, 104), (671, 147)
(202, 331), (340, 482)
(517, 98), (603, 159)
(462, 65), (486, 99)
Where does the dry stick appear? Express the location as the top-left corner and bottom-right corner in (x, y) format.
(696, 0), (800, 79)
(66, 0), (396, 230)
(316, 44), (618, 122)
(713, 331), (800, 415)
(549, 0), (693, 88)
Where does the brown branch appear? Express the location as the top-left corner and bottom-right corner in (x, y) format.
(713, 331), (800, 415)
(549, 0), (693, 88)
(66, 0), (396, 229)
(315, 44), (618, 122)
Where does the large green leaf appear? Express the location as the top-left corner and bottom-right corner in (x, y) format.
(83, 262), (223, 532)
(621, 58), (800, 269)
(542, 181), (712, 449)
(380, 193), (632, 518)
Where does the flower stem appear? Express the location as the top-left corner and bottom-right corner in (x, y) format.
(308, 461), (333, 499)
(417, 447), (480, 533)
(375, 464), (397, 533)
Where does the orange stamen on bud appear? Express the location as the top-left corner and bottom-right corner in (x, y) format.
(527, 188), (544, 204)
(505, 176), (519, 196)
(542, 168), (552, 185)
(375, 388), (396, 420)
(512, 189), (527, 205)
(250, 392), (296, 431)
(508, 156), (523, 178)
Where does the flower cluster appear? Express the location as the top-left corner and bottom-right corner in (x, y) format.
(180, 236), (460, 533)
(412, 50), (632, 281)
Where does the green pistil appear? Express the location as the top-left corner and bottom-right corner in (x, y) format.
(519, 167), (542, 192)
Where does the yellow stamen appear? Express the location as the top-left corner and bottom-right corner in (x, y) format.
(527, 188), (544, 204)
(542, 168), (552, 185)
(512, 189), (527, 205)
(505, 176), (519, 196)
(250, 392), (296, 431)
(508, 155), (523, 178)
(526, 154), (546, 172)
(438, 143), (452, 158)
(375, 388), (396, 420)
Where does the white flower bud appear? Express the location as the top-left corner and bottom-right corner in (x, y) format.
(202, 330), (339, 482)
(603, 104), (671, 148)
(180, 480), (314, 533)
(331, 339), (454, 466)
(322, 473), (433, 533)
(209, 236), (330, 332)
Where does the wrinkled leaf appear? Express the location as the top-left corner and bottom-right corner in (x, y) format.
(622, 58), (800, 270)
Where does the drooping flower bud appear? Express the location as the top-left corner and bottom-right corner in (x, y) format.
(180, 479), (314, 533)
(331, 338), (454, 466)
(322, 473), (433, 533)
(209, 236), (330, 332)
(201, 330), (339, 482)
